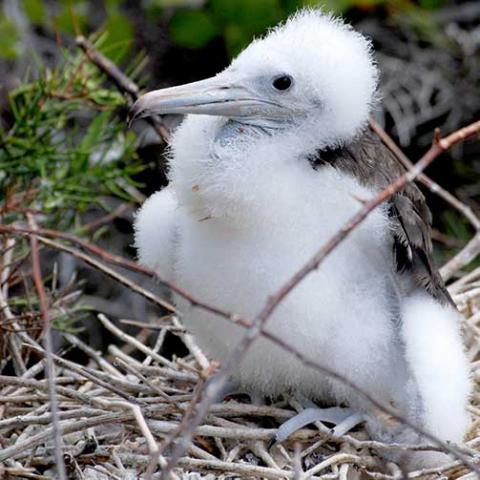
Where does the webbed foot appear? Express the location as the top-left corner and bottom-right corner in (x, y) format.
(274, 406), (364, 444)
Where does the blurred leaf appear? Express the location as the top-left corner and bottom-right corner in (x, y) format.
(99, 12), (134, 62)
(58, 0), (89, 5)
(151, 0), (206, 5)
(302, 0), (385, 14)
(170, 10), (219, 49)
(211, 0), (282, 32)
(89, 88), (124, 106)
(401, 7), (449, 47)
(80, 112), (110, 151)
(419, 0), (445, 9)
(53, 2), (88, 35)
(24, 0), (46, 24)
(224, 23), (251, 56)
(280, 0), (302, 14)
(0, 17), (20, 60)
(104, 0), (123, 6)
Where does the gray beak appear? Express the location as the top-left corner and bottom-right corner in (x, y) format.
(128, 74), (282, 126)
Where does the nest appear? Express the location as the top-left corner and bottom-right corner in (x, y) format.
(1, 275), (480, 480)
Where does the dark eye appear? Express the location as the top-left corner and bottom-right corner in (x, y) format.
(272, 75), (293, 91)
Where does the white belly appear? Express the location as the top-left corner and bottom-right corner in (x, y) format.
(172, 197), (409, 408)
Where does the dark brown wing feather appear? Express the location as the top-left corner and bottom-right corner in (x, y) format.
(312, 126), (453, 306)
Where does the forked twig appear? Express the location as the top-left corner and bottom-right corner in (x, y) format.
(370, 118), (480, 232)
(370, 118), (480, 281)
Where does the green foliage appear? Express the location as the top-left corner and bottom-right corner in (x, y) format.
(24, 0), (46, 24)
(0, 38), (144, 334)
(164, 0), (391, 55)
(163, 0), (452, 55)
(170, 9), (220, 49)
(0, 17), (20, 60)
(0, 1), (134, 62)
(299, 0), (385, 15)
(170, 0), (285, 56)
(0, 0), (453, 62)
(52, 2), (88, 35)
(419, 0), (444, 9)
(0, 45), (142, 230)
(212, 0), (283, 54)
(100, 11), (135, 62)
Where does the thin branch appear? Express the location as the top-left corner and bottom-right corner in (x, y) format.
(441, 233), (480, 281)
(97, 313), (176, 369)
(62, 332), (123, 377)
(75, 36), (139, 100)
(0, 224), (235, 320)
(79, 202), (134, 234)
(75, 35), (170, 142)
(108, 400), (179, 480)
(369, 119), (480, 231)
(36, 235), (176, 314)
(26, 214), (66, 480)
(0, 411), (132, 462)
(26, 343), (137, 402)
(370, 119), (480, 280)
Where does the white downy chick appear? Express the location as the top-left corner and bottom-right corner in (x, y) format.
(130, 10), (471, 467)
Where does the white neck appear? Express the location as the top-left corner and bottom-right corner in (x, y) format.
(167, 115), (334, 227)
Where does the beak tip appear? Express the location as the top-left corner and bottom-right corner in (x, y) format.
(126, 104), (142, 128)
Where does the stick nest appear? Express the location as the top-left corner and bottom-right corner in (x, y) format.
(1, 279), (480, 480)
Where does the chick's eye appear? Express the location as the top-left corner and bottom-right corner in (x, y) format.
(272, 75), (293, 91)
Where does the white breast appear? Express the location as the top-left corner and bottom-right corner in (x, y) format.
(171, 166), (410, 408)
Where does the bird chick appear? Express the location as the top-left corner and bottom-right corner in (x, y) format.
(129, 10), (471, 468)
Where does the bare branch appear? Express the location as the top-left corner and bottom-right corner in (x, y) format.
(369, 119), (480, 232)
(26, 213), (67, 480)
(369, 119), (480, 281)
(441, 233), (480, 281)
(75, 35), (170, 142)
(37, 235), (177, 314)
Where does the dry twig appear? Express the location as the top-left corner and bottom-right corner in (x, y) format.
(76, 35), (170, 142)
(369, 119), (480, 281)
(26, 214), (67, 480)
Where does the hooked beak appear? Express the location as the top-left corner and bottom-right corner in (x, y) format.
(127, 74), (284, 126)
